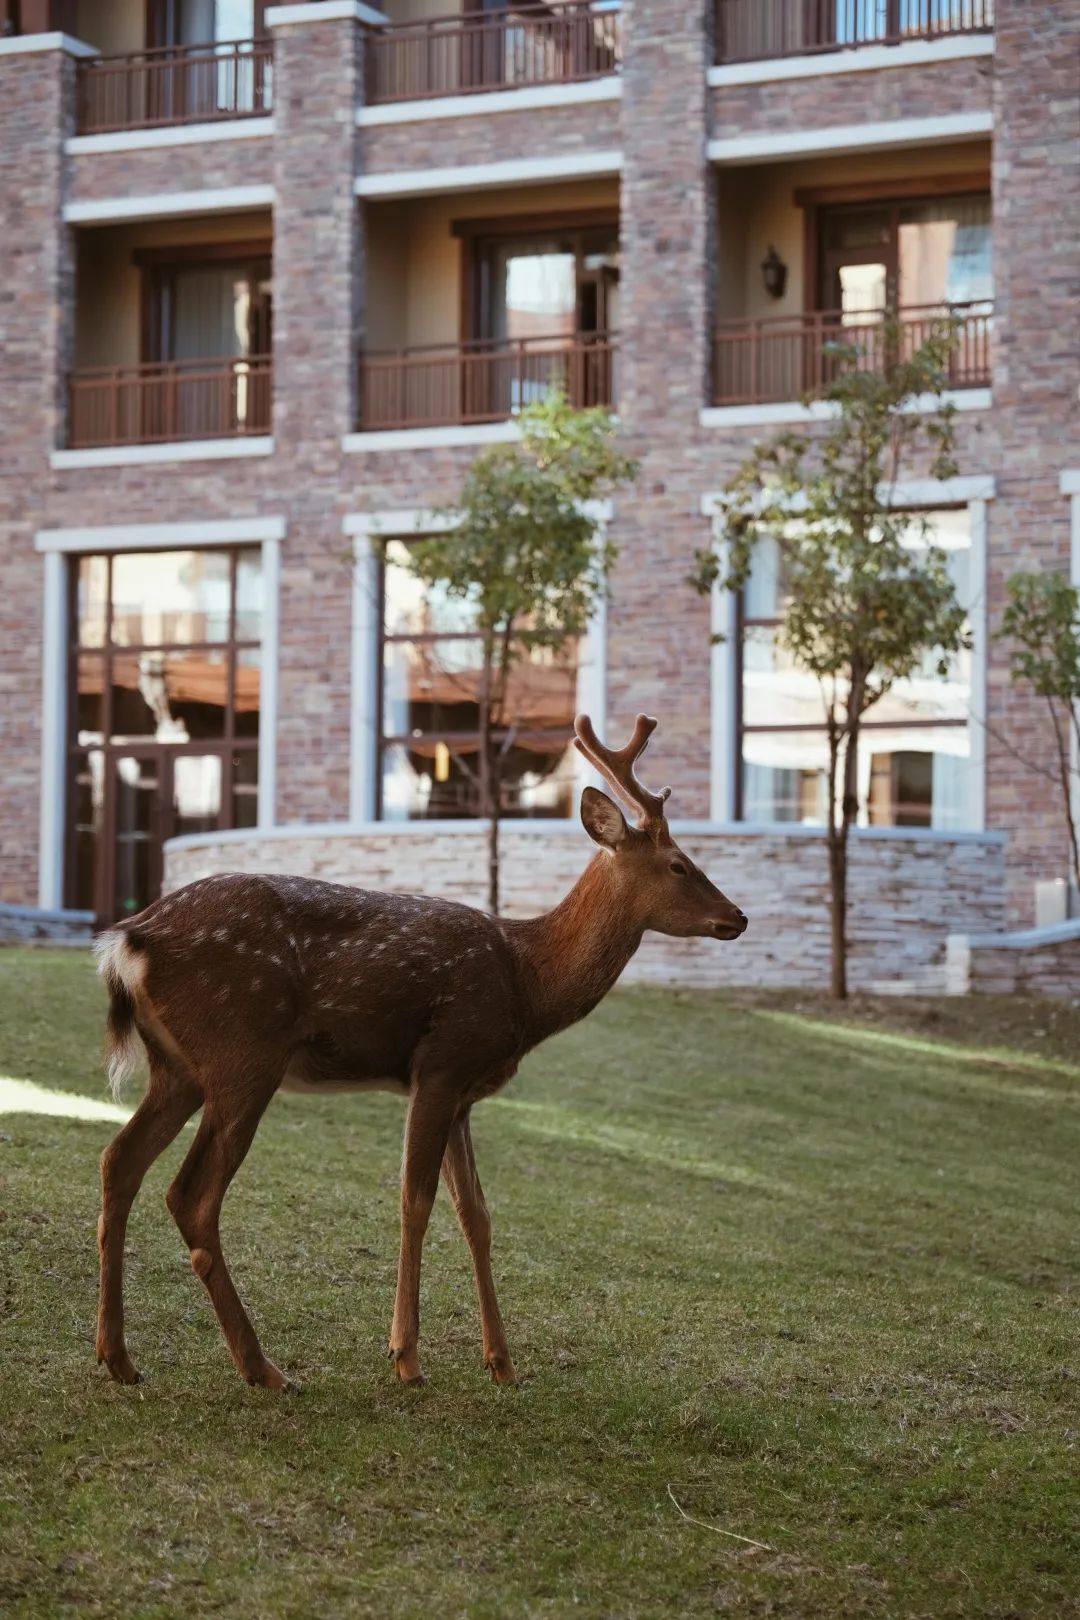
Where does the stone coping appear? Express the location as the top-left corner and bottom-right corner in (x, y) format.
(166, 820), (1008, 854)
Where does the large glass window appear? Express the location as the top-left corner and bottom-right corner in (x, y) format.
(67, 547), (262, 920)
(738, 509), (976, 831)
(379, 540), (578, 821)
(819, 194), (992, 316)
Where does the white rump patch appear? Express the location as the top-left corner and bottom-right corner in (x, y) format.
(92, 930), (148, 1100)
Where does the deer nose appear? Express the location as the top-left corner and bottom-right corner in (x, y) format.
(733, 910), (748, 933)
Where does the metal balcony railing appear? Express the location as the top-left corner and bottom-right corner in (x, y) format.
(715, 0), (994, 64)
(712, 303), (992, 405)
(366, 2), (622, 104)
(358, 333), (618, 430)
(67, 356), (273, 448)
(76, 39), (273, 135)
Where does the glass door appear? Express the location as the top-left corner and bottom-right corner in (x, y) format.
(108, 752), (164, 922)
(66, 547), (263, 925)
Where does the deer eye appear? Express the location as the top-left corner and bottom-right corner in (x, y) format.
(669, 860), (688, 877)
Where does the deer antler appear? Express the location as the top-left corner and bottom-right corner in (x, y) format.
(573, 712), (672, 827)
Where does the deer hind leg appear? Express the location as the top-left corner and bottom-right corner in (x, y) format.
(389, 1078), (460, 1387)
(97, 1059), (202, 1384)
(441, 1112), (517, 1386)
(165, 1084), (289, 1390)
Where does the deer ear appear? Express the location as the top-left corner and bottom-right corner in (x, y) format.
(581, 786), (628, 851)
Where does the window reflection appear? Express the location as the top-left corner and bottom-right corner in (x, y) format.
(109, 550), (233, 646)
(739, 509), (976, 831)
(68, 545), (262, 920)
(379, 541), (578, 821)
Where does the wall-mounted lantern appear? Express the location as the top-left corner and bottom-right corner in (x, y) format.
(761, 245), (788, 301)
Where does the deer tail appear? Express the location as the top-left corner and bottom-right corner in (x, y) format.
(93, 929), (148, 1100)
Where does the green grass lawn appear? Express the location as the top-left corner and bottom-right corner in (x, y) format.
(1, 950), (1078, 1619)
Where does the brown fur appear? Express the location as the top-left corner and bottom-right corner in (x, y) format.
(94, 714), (747, 1391)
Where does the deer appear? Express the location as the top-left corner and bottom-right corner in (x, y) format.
(93, 713), (747, 1393)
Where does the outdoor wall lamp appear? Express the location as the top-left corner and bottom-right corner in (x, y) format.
(761, 245), (788, 301)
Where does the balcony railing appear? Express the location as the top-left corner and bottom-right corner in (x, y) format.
(67, 356), (272, 449)
(715, 0), (994, 63)
(712, 303), (992, 406)
(366, 1), (622, 104)
(76, 39), (273, 135)
(358, 333), (618, 430)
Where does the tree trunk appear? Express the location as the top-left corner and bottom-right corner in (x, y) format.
(479, 631), (499, 915)
(488, 751), (501, 917)
(1048, 695), (1080, 898)
(828, 825), (848, 1000)
(825, 718), (846, 999)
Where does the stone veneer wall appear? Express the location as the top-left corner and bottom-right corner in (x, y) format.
(0, 903), (94, 946)
(164, 825), (1006, 992)
(947, 921), (1080, 1000)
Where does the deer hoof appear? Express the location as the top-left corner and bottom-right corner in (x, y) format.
(486, 1354), (519, 1387)
(246, 1359), (293, 1392)
(98, 1348), (142, 1385)
(390, 1348), (426, 1387)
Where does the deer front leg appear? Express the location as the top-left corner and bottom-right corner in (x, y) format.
(389, 1078), (458, 1387)
(441, 1111), (517, 1386)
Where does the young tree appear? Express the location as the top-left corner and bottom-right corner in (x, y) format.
(999, 571), (1080, 900)
(406, 390), (638, 915)
(691, 319), (969, 998)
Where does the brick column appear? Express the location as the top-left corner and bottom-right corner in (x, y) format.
(269, 3), (365, 824)
(988, 0), (1080, 921)
(610, 0), (713, 814)
(0, 39), (79, 904)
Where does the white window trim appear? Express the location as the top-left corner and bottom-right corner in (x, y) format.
(354, 150), (622, 199)
(357, 77), (621, 126)
(67, 118), (274, 156)
(51, 438), (274, 470)
(701, 480), (996, 831)
(343, 505), (612, 823)
(1062, 470), (1080, 859)
(707, 111), (992, 166)
(706, 32), (993, 89)
(63, 185), (275, 226)
(701, 390), (992, 430)
(267, 1), (388, 24)
(34, 519), (284, 910)
(343, 423), (521, 454)
(0, 32), (97, 57)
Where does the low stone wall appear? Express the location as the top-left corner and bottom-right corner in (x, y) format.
(947, 920), (1080, 999)
(164, 822), (1006, 993)
(0, 903), (94, 946)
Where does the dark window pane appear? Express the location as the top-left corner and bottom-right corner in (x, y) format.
(232, 750), (259, 829)
(112, 755), (162, 918)
(383, 636), (485, 739)
(381, 733), (576, 822)
(76, 654), (105, 745)
(72, 750), (104, 911)
(110, 649), (228, 742)
(234, 647), (260, 739)
(383, 637), (577, 741)
(111, 550), (232, 645)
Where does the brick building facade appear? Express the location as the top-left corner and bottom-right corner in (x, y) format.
(0, 0), (1077, 966)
